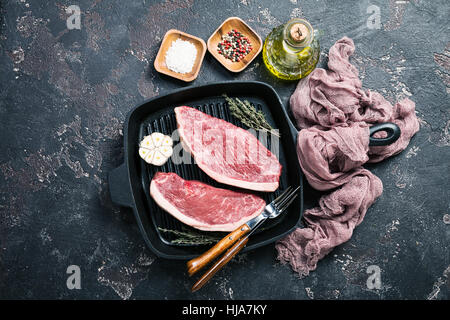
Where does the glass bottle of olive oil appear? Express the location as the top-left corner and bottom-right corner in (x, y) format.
(262, 18), (320, 80)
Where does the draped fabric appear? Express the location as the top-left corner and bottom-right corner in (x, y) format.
(276, 37), (419, 277)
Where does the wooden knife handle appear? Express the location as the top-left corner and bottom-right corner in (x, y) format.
(191, 236), (249, 292)
(186, 223), (251, 276)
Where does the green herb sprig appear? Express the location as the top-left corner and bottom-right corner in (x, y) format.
(158, 227), (222, 245)
(223, 95), (280, 137)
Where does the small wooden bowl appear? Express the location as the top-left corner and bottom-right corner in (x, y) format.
(154, 29), (207, 82)
(207, 17), (262, 73)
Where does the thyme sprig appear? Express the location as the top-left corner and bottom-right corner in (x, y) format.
(158, 227), (222, 245)
(223, 95), (280, 137)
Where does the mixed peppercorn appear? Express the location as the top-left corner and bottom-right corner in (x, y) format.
(217, 29), (253, 62)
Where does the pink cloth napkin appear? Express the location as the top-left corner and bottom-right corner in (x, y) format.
(275, 37), (419, 277)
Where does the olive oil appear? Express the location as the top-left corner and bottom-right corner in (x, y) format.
(262, 18), (320, 80)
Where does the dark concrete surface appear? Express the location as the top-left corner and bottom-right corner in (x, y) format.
(0, 0), (449, 300)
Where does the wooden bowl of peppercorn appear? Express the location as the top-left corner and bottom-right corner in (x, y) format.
(207, 17), (262, 72)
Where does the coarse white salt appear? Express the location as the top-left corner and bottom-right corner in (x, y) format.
(165, 39), (197, 74)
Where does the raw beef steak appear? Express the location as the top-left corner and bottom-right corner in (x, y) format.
(150, 172), (266, 232)
(174, 106), (282, 192)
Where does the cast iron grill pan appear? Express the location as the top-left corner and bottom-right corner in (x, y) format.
(109, 81), (303, 259)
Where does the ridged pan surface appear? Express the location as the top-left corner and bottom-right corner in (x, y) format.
(120, 81), (303, 259)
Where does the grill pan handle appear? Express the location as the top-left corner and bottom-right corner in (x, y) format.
(108, 163), (133, 208)
(369, 122), (401, 147)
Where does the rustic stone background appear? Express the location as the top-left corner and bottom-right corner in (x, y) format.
(0, 0), (448, 299)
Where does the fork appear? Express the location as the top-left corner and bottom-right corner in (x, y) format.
(188, 186), (300, 292)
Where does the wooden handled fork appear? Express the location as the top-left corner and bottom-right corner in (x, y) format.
(187, 186), (300, 292)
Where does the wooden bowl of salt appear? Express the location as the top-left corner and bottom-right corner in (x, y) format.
(154, 29), (207, 82)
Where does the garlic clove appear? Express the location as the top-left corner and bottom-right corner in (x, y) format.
(159, 145), (173, 158)
(161, 135), (173, 147)
(144, 149), (156, 164)
(151, 150), (167, 166)
(140, 135), (155, 149)
(139, 148), (148, 160)
(139, 148), (155, 164)
(151, 132), (165, 147)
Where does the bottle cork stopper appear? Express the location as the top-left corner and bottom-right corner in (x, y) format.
(290, 23), (309, 42)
